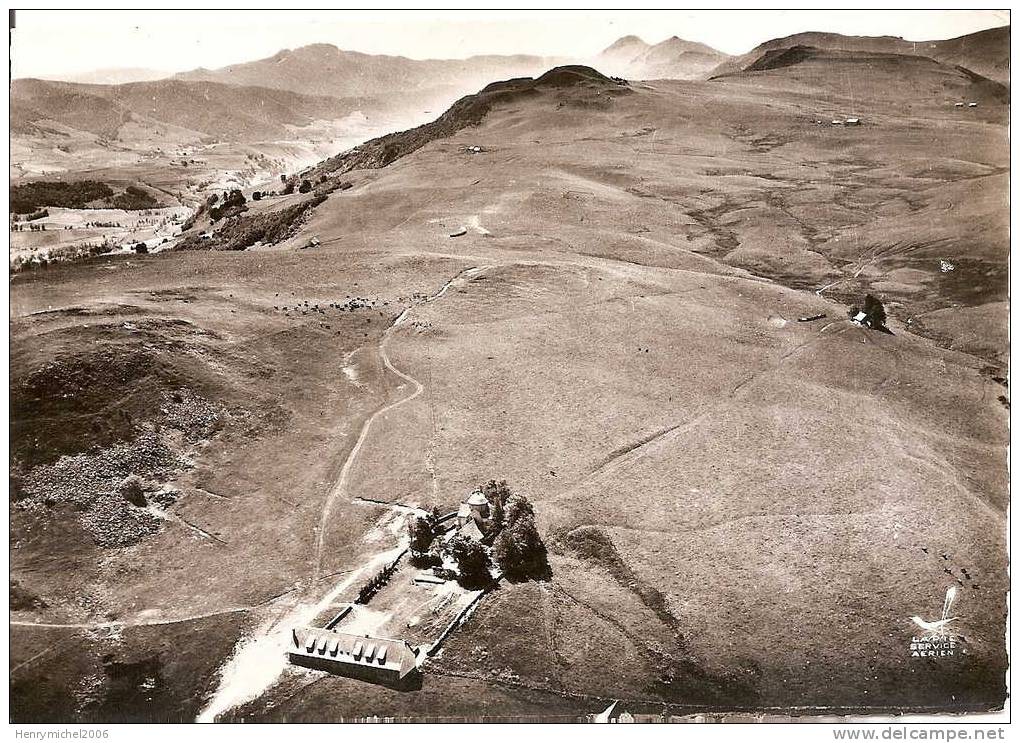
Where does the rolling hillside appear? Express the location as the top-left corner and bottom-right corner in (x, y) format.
(11, 78), (360, 142)
(712, 46), (1009, 109)
(708, 25), (1009, 84)
(10, 52), (1007, 720)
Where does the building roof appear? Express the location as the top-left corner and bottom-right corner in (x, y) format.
(459, 519), (485, 542)
(290, 627), (418, 678)
(465, 490), (489, 507)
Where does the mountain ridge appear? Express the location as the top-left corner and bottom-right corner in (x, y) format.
(173, 43), (561, 99)
(707, 25), (1009, 84)
(595, 34), (730, 80)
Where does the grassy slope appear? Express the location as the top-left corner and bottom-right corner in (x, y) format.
(9, 59), (1007, 720)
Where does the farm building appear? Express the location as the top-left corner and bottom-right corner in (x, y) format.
(457, 489), (491, 530)
(458, 518), (486, 541)
(289, 627), (419, 683)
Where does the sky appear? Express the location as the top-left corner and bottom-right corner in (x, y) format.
(10, 9), (1010, 80)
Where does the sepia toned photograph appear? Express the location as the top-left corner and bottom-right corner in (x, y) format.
(7, 8), (1011, 730)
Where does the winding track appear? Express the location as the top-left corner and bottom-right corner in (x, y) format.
(311, 265), (486, 583)
(194, 265), (488, 722)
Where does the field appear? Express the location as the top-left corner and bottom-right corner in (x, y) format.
(9, 57), (1008, 721)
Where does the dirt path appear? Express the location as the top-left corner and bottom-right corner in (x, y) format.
(10, 606), (252, 631)
(15, 264), (490, 718)
(311, 265), (487, 583)
(198, 265), (487, 723)
(196, 546), (401, 723)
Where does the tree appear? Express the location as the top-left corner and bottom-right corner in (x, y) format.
(503, 492), (534, 526)
(408, 512), (438, 555)
(298, 179), (313, 194)
(482, 479), (512, 531)
(381, 143), (401, 165)
(133, 242), (148, 254)
(281, 180), (295, 195)
(482, 487), (550, 582)
(863, 294), (887, 328)
(209, 189), (248, 222)
(493, 510), (550, 581)
(252, 191), (262, 201)
(448, 535), (492, 588)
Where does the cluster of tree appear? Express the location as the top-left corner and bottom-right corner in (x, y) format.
(11, 209), (49, 222)
(10, 181), (161, 213)
(408, 507), (443, 559)
(406, 480), (550, 588)
(483, 481), (550, 582)
(10, 180), (113, 213)
(9, 239), (115, 273)
(208, 189), (248, 222)
(110, 185), (159, 211)
(447, 534), (492, 588)
(357, 558), (401, 604)
(407, 507), (492, 588)
(11, 222), (47, 231)
(863, 294), (887, 327)
(281, 177), (314, 196)
(177, 192), (328, 252)
(849, 294), (892, 334)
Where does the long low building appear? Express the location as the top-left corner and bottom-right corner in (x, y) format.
(289, 627), (420, 684)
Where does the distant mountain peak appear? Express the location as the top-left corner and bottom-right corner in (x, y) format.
(597, 32), (729, 80)
(602, 35), (651, 54)
(293, 43), (343, 56)
(645, 35), (724, 57)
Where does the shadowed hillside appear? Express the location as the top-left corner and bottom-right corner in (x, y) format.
(308, 66), (629, 178)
